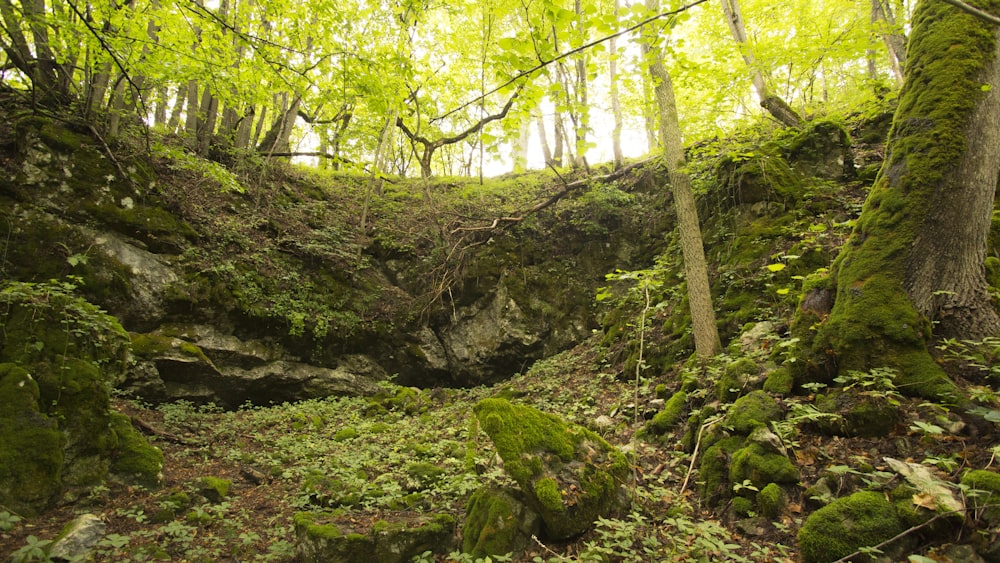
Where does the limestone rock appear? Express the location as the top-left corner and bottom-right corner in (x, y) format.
(474, 398), (630, 540)
(126, 328), (382, 407)
(48, 514), (106, 562)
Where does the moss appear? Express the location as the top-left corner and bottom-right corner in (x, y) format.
(647, 390), (687, 434)
(474, 399), (577, 484)
(961, 469), (1000, 523)
(474, 398), (629, 539)
(405, 462), (445, 488)
(462, 487), (537, 558)
(725, 390), (782, 434)
(197, 476), (231, 503)
(0, 363), (63, 516)
(798, 490), (904, 563)
(334, 427), (358, 441)
(716, 358), (760, 401)
(731, 496), (754, 517)
(729, 444), (799, 490)
(654, 383), (669, 399)
(533, 477), (564, 513)
(129, 333), (211, 364)
(763, 368), (794, 395)
(700, 436), (745, 505)
(756, 483), (785, 519)
(108, 412), (163, 487)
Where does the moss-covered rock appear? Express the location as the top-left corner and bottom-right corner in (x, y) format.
(729, 443), (799, 491)
(813, 389), (900, 437)
(0, 280), (160, 514)
(716, 358), (761, 401)
(798, 490), (904, 563)
(962, 469), (1000, 523)
(196, 476), (232, 503)
(725, 390), (782, 434)
(294, 511), (455, 563)
(0, 363), (63, 516)
(462, 486), (540, 558)
(756, 483), (786, 519)
(647, 390), (687, 434)
(108, 412), (163, 487)
(763, 367), (794, 395)
(700, 435), (746, 505)
(474, 398), (629, 539)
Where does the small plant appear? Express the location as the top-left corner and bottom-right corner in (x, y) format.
(10, 535), (53, 563)
(0, 510), (22, 532)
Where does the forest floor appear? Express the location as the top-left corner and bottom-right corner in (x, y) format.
(2, 334), (997, 562)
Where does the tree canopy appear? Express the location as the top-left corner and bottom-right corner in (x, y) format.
(0, 0), (904, 176)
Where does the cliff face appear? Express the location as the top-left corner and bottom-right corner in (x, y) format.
(0, 116), (661, 407)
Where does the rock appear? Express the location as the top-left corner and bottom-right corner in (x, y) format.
(737, 321), (777, 354)
(0, 281), (161, 515)
(196, 476), (232, 503)
(126, 328), (382, 407)
(462, 486), (540, 558)
(798, 490), (904, 563)
(48, 514), (106, 561)
(474, 398), (630, 539)
(725, 390), (782, 434)
(438, 285), (544, 386)
(294, 511), (455, 563)
(91, 230), (177, 329)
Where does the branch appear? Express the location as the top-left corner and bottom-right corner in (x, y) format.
(940, 0), (1000, 25)
(436, 0), (711, 122)
(450, 156), (655, 234)
(397, 86), (521, 150)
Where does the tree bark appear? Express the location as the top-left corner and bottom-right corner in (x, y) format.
(644, 0), (721, 358)
(804, 0), (1000, 401)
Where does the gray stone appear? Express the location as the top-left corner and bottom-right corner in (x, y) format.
(49, 514), (106, 561)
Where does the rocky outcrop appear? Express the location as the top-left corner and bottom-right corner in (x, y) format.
(127, 326), (383, 408)
(0, 281), (163, 516)
(1, 117), (654, 405)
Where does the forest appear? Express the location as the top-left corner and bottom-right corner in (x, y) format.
(2, 0), (1000, 561)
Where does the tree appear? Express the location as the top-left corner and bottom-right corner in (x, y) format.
(641, 0), (721, 358)
(718, 0), (801, 126)
(798, 0), (1000, 401)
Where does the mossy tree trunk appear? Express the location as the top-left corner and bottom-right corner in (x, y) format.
(806, 0), (1000, 400)
(643, 0), (722, 358)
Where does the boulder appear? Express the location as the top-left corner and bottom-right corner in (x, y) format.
(798, 490), (904, 563)
(462, 486), (540, 558)
(294, 511), (455, 563)
(474, 398), (629, 539)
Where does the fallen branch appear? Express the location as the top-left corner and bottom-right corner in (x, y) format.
(450, 156), (656, 234)
(130, 415), (192, 445)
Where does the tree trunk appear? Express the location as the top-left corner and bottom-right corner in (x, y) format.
(535, 110), (552, 166)
(609, 0), (624, 171)
(644, 0), (721, 358)
(872, 0), (906, 86)
(804, 0), (1000, 401)
(719, 0), (801, 126)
